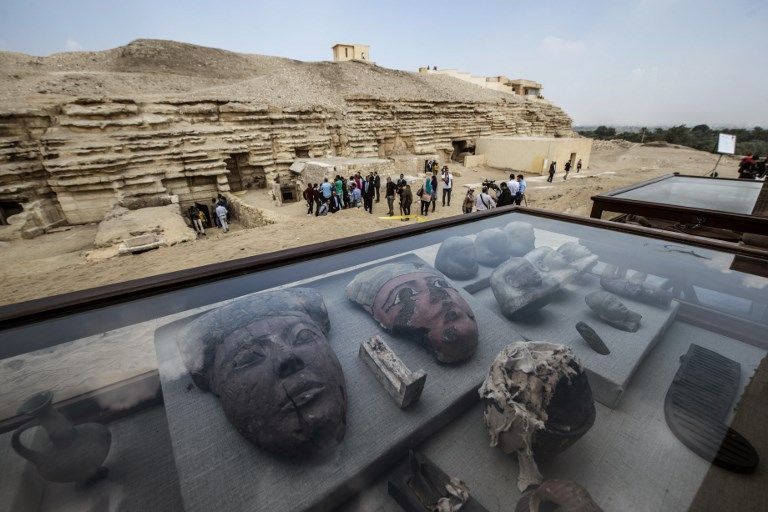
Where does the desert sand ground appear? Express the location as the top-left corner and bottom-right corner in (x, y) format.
(0, 142), (738, 306)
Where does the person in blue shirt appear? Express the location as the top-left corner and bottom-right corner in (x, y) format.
(351, 183), (362, 207)
(320, 178), (332, 200)
(515, 174), (527, 205)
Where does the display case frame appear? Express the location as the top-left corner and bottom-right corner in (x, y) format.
(2, 205), (768, 511)
(589, 173), (768, 239)
(2, 205), (768, 435)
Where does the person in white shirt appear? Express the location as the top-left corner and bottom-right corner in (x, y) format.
(442, 169), (454, 206)
(215, 203), (229, 232)
(507, 173), (520, 196)
(475, 186), (496, 211)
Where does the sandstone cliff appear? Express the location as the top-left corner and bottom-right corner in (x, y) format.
(0, 39), (572, 236)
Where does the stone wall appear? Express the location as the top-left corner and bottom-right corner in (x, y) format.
(223, 192), (273, 229)
(0, 94), (572, 232)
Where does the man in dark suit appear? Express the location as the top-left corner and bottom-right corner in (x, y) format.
(373, 172), (381, 202)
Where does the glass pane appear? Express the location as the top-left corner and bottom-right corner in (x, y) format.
(2, 210), (766, 512)
(614, 176), (763, 214)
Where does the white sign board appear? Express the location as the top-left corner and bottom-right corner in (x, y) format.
(717, 133), (736, 154)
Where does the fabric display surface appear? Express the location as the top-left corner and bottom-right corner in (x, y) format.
(154, 253), (521, 512)
(364, 322), (764, 512)
(664, 344), (759, 473)
(417, 238), (678, 409)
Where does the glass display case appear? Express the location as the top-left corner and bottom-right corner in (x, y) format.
(590, 174), (768, 243)
(1, 207), (766, 512)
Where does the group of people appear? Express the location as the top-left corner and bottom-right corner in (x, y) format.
(738, 153), (768, 180)
(187, 194), (231, 236)
(304, 165), (457, 220)
(303, 172), (382, 216)
(462, 173), (527, 213)
(547, 158), (582, 182)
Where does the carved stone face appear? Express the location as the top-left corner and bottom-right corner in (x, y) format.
(347, 263), (478, 363)
(524, 247), (578, 286)
(490, 258), (560, 319)
(434, 236), (478, 280)
(585, 290), (642, 332)
(177, 289), (346, 458)
(504, 221), (536, 257)
(210, 314), (346, 457)
(556, 242), (598, 275)
(474, 228), (510, 267)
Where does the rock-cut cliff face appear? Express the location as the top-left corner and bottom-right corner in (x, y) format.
(0, 39), (572, 236)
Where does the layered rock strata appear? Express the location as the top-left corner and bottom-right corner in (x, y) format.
(0, 43), (572, 236)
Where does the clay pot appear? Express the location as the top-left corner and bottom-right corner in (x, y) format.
(11, 391), (111, 485)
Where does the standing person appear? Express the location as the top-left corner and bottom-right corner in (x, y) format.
(496, 182), (513, 206)
(419, 175), (433, 216)
(363, 174), (375, 214)
(329, 190), (342, 213)
(430, 171), (439, 212)
(563, 160), (571, 180)
(576, 159), (582, 173)
(373, 172), (381, 203)
(547, 161), (556, 183)
(350, 183), (362, 207)
(475, 186), (496, 211)
(313, 184), (323, 217)
(303, 183), (315, 215)
(341, 177), (349, 208)
(211, 199), (221, 227)
(320, 177), (332, 201)
(385, 176), (397, 216)
(401, 183), (413, 221)
(442, 168), (453, 206)
(354, 173), (363, 193)
(217, 194), (230, 222)
(188, 205), (205, 235)
(397, 173), (407, 190)
(334, 175), (344, 208)
(507, 173), (519, 198)
(463, 188), (475, 214)
(515, 174), (526, 205)
(215, 201), (229, 232)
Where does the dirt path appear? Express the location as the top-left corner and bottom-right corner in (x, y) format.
(0, 143), (738, 306)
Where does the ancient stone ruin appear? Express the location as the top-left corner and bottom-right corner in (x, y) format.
(0, 39), (573, 238)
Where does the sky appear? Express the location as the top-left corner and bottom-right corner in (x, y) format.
(1, 0), (766, 127)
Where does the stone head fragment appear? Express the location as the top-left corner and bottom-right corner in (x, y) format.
(524, 246), (578, 286)
(435, 236), (479, 280)
(557, 241), (599, 275)
(474, 228), (510, 267)
(177, 288), (347, 458)
(504, 221), (536, 257)
(600, 264), (672, 307)
(585, 290), (641, 332)
(490, 258), (560, 319)
(347, 262), (478, 363)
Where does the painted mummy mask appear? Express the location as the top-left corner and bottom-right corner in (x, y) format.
(504, 221), (536, 257)
(177, 289), (346, 458)
(556, 242), (599, 275)
(435, 236), (479, 280)
(585, 290), (642, 332)
(347, 263), (478, 363)
(490, 258), (560, 319)
(479, 342), (595, 492)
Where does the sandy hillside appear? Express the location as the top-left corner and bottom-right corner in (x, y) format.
(0, 39), (526, 109)
(0, 142), (739, 306)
